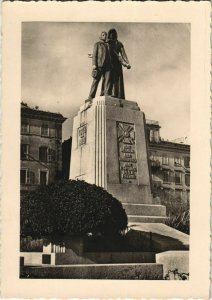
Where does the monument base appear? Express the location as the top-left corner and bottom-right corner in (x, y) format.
(70, 96), (166, 222)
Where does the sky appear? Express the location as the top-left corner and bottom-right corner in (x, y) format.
(22, 22), (190, 142)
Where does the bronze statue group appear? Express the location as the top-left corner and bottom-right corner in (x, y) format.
(86, 28), (131, 102)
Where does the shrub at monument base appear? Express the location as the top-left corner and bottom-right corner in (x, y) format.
(161, 196), (189, 234)
(21, 180), (128, 243)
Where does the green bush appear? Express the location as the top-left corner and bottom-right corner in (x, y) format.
(161, 195), (190, 234)
(165, 210), (190, 235)
(21, 180), (128, 240)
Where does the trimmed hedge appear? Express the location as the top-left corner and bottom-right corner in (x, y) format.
(21, 180), (128, 240)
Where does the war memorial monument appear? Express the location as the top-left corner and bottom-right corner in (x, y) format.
(70, 29), (167, 224)
(21, 28), (189, 280)
(67, 29), (189, 279)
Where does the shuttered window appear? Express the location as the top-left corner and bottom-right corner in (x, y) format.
(175, 172), (182, 185)
(21, 144), (29, 160)
(39, 147), (55, 162)
(20, 169), (35, 185)
(39, 146), (48, 162)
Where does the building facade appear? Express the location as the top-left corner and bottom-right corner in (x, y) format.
(21, 103), (66, 194)
(146, 120), (190, 205)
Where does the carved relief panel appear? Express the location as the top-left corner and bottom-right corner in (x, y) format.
(117, 122), (138, 184)
(78, 125), (87, 146)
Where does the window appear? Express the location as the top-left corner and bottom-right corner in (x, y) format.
(20, 169), (35, 185)
(174, 157), (182, 166)
(39, 146), (48, 162)
(163, 170), (170, 183)
(149, 130), (159, 142)
(162, 155), (169, 165)
(39, 170), (48, 186)
(21, 144), (29, 160)
(21, 122), (29, 134)
(175, 171), (182, 185)
(39, 147), (55, 162)
(149, 130), (154, 142)
(48, 149), (55, 162)
(185, 173), (190, 186)
(184, 157), (190, 168)
(41, 124), (49, 136)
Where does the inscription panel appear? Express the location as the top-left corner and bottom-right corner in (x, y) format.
(78, 125), (87, 146)
(117, 122), (138, 184)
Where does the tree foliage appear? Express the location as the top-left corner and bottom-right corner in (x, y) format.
(161, 193), (190, 234)
(21, 180), (128, 239)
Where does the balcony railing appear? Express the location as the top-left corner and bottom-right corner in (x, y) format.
(150, 160), (161, 167)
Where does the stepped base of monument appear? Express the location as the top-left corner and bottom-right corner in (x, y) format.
(123, 203), (166, 216)
(21, 263), (164, 279)
(126, 223), (189, 252)
(122, 203), (166, 223)
(128, 215), (166, 223)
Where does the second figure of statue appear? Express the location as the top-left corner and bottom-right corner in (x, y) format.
(86, 28), (131, 102)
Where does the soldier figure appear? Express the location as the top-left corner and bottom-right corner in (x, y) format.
(86, 31), (112, 102)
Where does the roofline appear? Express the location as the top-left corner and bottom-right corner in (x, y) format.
(21, 106), (67, 123)
(148, 141), (190, 154)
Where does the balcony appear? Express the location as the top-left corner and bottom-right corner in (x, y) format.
(161, 164), (172, 171)
(150, 159), (161, 168)
(174, 162), (190, 173)
(161, 182), (175, 190)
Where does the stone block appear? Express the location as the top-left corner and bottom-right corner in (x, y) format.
(123, 203), (166, 216)
(156, 250), (189, 277)
(128, 216), (166, 223)
(126, 223), (189, 252)
(20, 252), (56, 266)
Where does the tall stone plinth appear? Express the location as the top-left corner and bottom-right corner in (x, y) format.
(70, 96), (166, 222)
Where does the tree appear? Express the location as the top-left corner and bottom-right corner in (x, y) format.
(21, 180), (128, 240)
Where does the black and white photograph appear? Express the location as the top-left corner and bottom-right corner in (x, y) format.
(2, 1), (210, 298)
(20, 21), (191, 280)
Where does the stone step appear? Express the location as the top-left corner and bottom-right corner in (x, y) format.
(21, 263), (164, 279)
(128, 215), (166, 223)
(123, 203), (166, 217)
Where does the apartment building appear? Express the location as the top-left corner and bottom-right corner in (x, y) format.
(146, 119), (190, 204)
(21, 102), (66, 194)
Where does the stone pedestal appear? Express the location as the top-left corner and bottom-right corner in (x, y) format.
(70, 96), (166, 222)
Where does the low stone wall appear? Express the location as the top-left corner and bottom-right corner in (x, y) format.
(21, 252), (56, 266)
(21, 250), (156, 266)
(55, 251), (155, 265)
(22, 263), (163, 279)
(156, 250), (189, 277)
(55, 249), (93, 265)
(86, 252), (155, 264)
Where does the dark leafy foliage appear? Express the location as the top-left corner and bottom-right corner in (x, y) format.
(161, 196), (190, 235)
(21, 180), (128, 240)
(165, 210), (190, 235)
